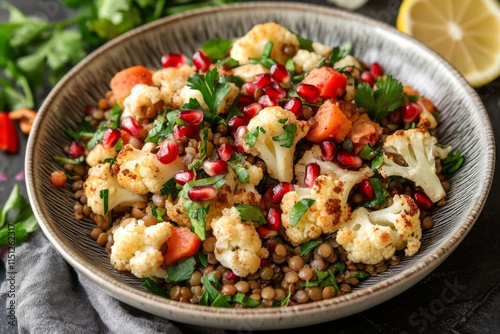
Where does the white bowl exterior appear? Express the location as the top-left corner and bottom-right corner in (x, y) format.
(26, 2), (495, 330)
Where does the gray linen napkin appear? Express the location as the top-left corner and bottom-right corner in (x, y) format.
(0, 231), (225, 334)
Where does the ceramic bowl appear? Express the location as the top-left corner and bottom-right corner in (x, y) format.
(26, 2), (495, 330)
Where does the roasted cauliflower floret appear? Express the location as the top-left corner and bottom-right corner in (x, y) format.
(122, 84), (167, 121)
(211, 207), (268, 277)
(293, 49), (323, 73)
(232, 64), (269, 82)
(115, 144), (185, 195)
(152, 64), (196, 109)
(110, 218), (172, 278)
(378, 128), (447, 203)
(336, 195), (422, 264)
(242, 106), (309, 182)
(230, 22), (300, 65)
(281, 175), (351, 245)
(86, 143), (117, 167)
(83, 163), (147, 216)
(295, 145), (373, 205)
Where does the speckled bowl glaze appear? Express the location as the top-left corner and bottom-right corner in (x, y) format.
(26, 2), (495, 330)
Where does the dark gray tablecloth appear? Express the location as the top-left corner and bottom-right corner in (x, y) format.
(2, 1), (500, 333)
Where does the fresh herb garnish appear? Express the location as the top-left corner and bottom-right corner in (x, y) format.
(289, 198), (315, 227)
(53, 156), (85, 165)
(187, 68), (231, 115)
(142, 277), (168, 298)
(99, 188), (109, 214)
(272, 123), (297, 148)
(0, 184), (38, 247)
(441, 149), (464, 176)
(350, 271), (370, 279)
(144, 111), (168, 143)
(328, 42), (352, 66)
(151, 205), (166, 222)
(297, 35), (314, 52)
(108, 103), (123, 128)
(198, 248), (208, 266)
(355, 75), (405, 121)
(183, 200), (209, 241)
(299, 240), (322, 256)
(166, 257), (196, 282)
(371, 152), (384, 170)
(200, 274), (231, 307)
(201, 38), (233, 61)
(261, 41), (274, 58)
(227, 161), (250, 183)
(334, 262), (346, 274)
(243, 126), (266, 148)
(160, 178), (180, 199)
(359, 144), (380, 160)
(235, 204), (267, 227)
(360, 178), (388, 208)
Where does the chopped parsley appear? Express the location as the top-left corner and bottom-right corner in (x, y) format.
(272, 123), (297, 148)
(166, 257), (196, 282)
(201, 38), (233, 61)
(299, 240), (322, 256)
(99, 188), (109, 214)
(142, 278), (168, 298)
(187, 68), (231, 115)
(243, 126), (266, 148)
(235, 204), (267, 227)
(289, 198), (315, 227)
(441, 149), (465, 177)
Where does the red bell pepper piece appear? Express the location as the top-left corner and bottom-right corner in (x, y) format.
(0, 112), (19, 153)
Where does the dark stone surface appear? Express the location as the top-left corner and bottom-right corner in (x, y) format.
(1, 1), (499, 333)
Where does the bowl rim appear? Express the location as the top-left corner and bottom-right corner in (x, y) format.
(26, 1), (496, 329)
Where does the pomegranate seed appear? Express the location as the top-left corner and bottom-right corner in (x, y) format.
(261, 258), (271, 267)
(232, 125), (248, 154)
(289, 301), (298, 306)
(161, 53), (186, 68)
(258, 94), (279, 107)
(263, 86), (286, 99)
(266, 239), (278, 252)
(228, 115), (249, 133)
(413, 190), (433, 210)
(173, 124), (196, 140)
(218, 143), (233, 161)
(121, 116), (143, 137)
(266, 207), (282, 230)
(370, 62), (383, 78)
(401, 102), (423, 123)
(188, 185), (217, 202)
(296, 83), (320, 103)
(157, 139), (178, 164)
(242, 82), (259, 96)
(174, 170), (195, 186)
(359, 179), (375, 199)
(320, 141), (337, 161)
(270, 64), (290, 84)
(242, 102), (263, 119)
(361, 71), (375, 87)
(50, 170), (67, 187)
(270, 182), (294, 204)
(179, 109), (204, 126)
(337, 151), (362, 170)
(253, 73), (272, 88)
(192, 50), (212, 72)
(225, 270), (237, 280)
(304, 163), (321, 188)
(284, 97), (303, 117)
(256, 226), (278, 239)
(238, 94), (254, 109)
(101, 128), (121, 149)
(68, 141), (85, 158)
(203, 159), (228, 176)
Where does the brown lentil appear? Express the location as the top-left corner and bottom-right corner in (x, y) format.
(307, 287), (323, 301)
(274, 244), (287, 257)
(260, 266), (274, 281)
(422, 215), (434, 230)
(298, 267), (314, 282)
(294, 290), (309, 304)
(322, 286), (335, 299)
(222, 284), (237, 296)
(261, 286), (276, 300)
(317, 243), (333, 258)
(248, 280), (260, 290)
(203, 237), (216, 253)
(284, 271), (299, 284)
(234, 281), (250, 294)
(340, 283), (352, 293)
(142, 214), (158, 227)
(288, 255), (304, 272)
(90, 227), (103, 240)
(96, 233), (108, 247)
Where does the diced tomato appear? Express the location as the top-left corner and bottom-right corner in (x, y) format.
(110, 66), (153, 108)
(163, 227), (202, 267)
(301, 66), (347, 99)
(306, 100), (352, 144)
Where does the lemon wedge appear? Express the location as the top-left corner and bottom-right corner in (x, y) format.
(396, 0), (500, 87)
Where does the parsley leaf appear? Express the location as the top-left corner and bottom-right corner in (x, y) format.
(183, 200), (209, 241)
(233, 293), (260, 307)
(299, 240), (322, 256)
(297, 35), (314, 52)
(227, 161), (249, 183)
(160, 178), (180, 199)
(187, 68), (231, 115)
(99, 189), (109, 214)
(272, 123), (297, 148)
(235, 204), (267, 227)
(202, 38), (233, 61)
(151, 205), (166, 222)
(355, 75), (405, 121)
(441, 149), (465, 177)
(166, 257), (196, 282)
(243, 126), (265, 148)
(142, 278), (168, 298)
(289, 198), (315, 227)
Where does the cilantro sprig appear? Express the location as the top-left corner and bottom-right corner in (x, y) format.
(187, 68), (232, 115)
(355, 75), (405, 121)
